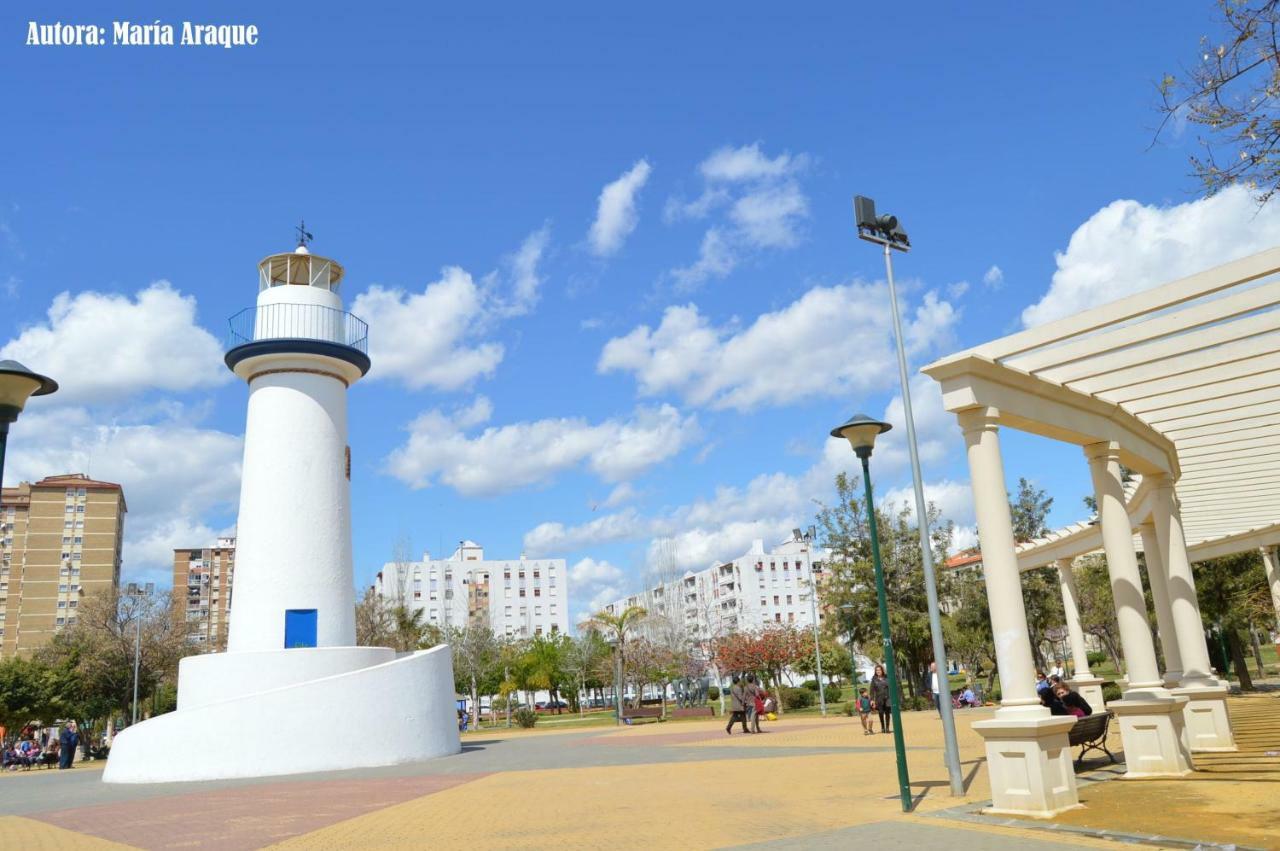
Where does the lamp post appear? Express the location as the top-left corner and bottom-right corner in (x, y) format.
(125, 582), (153, 726)
(801, 577), (826, 716)
(0, 360), (59, 488)
(830, 413), (912, 812)
(851, 197), (964, 797)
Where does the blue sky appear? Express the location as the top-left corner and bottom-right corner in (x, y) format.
(4, 3), (1271, 622)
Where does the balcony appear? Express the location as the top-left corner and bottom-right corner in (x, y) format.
(225, 303), (370, 375)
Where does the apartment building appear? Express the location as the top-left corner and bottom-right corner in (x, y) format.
(173, 536), (236, 649)
(604, 530), (828, 645)
(0, 473), (126, 657)
(374, 540), (569, 638)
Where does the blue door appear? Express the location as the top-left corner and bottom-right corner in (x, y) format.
(284, 609), (317, 648)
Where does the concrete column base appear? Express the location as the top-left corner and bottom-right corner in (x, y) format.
(1162, 670), (1182, 689)
(1066, 675), (1106, 711)
(1110, 693), (1194, 778)
(1172, 684), (1236, 752)
(972, 712), (1080, 817)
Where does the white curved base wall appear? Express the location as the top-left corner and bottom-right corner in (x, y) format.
(104, 645), (460, 784)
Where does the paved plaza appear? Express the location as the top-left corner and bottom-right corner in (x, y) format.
(2, 692), (1276, 849)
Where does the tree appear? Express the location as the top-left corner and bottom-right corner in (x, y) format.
(447, 624), (501, 727)
(712, 626), (809, 713)
(1193, 549), (1272, 690)
(519, 633), (572, 713)
(816, 472), (955, 701)
(1157, 1), (1280, 203)
(34, 588), (192, 746)
(562, 632), (610, 714)
(1076, 555), (1124, 672)
(580, 605), (647, 718)
(1010, 478), (1053, 544)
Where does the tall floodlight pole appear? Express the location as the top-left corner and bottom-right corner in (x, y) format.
(831, 414), (911, 812)
(126, 582), (152, 726)
(804, 576), (826, 716)
(852, 196), (964, 797)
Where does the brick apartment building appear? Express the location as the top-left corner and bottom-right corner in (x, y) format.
(0, 473), (126, 657)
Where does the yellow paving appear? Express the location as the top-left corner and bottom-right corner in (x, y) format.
(0, 816), (136, 849)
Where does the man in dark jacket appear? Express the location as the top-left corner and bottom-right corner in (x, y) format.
(58, 721), (78, 769)
(724, 676), (750, 735)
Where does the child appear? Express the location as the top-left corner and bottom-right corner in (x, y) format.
(857, 689), (874, 734)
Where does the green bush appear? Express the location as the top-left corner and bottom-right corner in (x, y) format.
(842, 701), (855, 717)
(1086, 651), (1107, 667)
(513, 707), (538, 728)
(802, 680), (821, 691)
(780, 686), (815, 710)
(1102, 682), (1123, 703)
(706, 686), (720, 701)
(824, 685), (842, 702)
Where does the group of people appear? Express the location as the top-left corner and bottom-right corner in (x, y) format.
(2, 721), (79, 771)
(1036, 671), (1093, 717)
(853, 664), (894, 734)
(724, 674), (774, 734)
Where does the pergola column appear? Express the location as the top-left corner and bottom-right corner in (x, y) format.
(1260, 546), (1280, 637)
(959, 408), (1078, 817)
(1056, 558), (1105, 710)
(1138, 522), (1183, 688)
(1085, 442), (1192, 777)
(1150, 474), (1235, 751)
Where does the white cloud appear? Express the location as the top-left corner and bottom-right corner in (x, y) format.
(0, 282), (229, 405)
(670, 228), (737, 289)
(699, 143), (805, 182)
(598, 281), (959, 412)
(384, 401), (699, 496)
(729, 181), (807, 249)
(665, 143), (810, 289)
(569, 556), (625, 586)
(947, 280), (970, 300)
(1022, 185), (1280, 327)
(526, 371), (968, 575)
(500, 224), (551, 316)
(588, 159), (652, 257)
(352, 267), (504, 391)
(880, 479), (975, 528)
(983, 265), (1004, 289)
(601, 481), (638, 509)
(3, 405), (242, 585)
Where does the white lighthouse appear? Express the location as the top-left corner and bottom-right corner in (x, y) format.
(105, 233), (460, 784)
(226, 243), (364, 653)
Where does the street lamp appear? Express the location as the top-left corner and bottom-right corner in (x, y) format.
(852, 196), (964, 798)
(124, 582), (154, 726)
(0, 360), (59, 487)
(830, 413), (912, 812)
(800, 576), (826, 716)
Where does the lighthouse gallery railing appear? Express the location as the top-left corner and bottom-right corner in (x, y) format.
(227, 304), (369, 355)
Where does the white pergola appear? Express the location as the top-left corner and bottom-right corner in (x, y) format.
(923, 247), (1280, 817)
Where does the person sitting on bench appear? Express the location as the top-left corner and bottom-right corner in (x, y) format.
(1052, 683), (1092, 718)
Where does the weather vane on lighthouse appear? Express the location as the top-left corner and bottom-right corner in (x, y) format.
(295, 219), (313, 249)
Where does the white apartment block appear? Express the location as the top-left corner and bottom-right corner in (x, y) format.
(374, 540), (569, 639)
(604, 530), (828, 645)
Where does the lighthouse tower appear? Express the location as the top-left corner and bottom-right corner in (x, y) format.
(104, 234), (460, 784)
(225, 242), (366, 653)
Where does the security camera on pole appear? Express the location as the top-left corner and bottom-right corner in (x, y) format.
(852, 196), (965, 797)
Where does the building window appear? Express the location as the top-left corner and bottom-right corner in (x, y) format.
(519, 589), (526, 597)
(786, 595), (792, 604)
(533, 588), (540, 597)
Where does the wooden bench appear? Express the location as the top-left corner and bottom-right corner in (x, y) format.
(621, 706), (663, 723)
(1068, 711), (1115, 770)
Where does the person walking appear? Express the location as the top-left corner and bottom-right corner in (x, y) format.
(929, 661), (943, 716)
(870, 664), (891, 734)
(58, 721), (78, 769)
(724, 676), (750, 735)
(857, 689), (874, 735)
(744, 674), (761, 732)
(751, 683), (767, 733)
